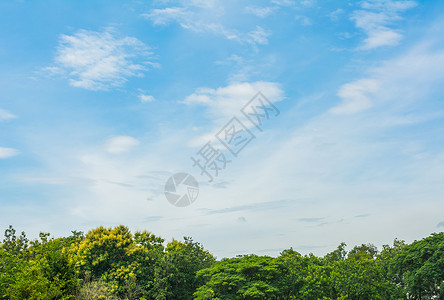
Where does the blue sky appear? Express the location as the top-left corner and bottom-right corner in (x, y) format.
(1, 0), (443, 258)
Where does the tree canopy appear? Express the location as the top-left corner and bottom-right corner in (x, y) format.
(1, 225), (443, 299)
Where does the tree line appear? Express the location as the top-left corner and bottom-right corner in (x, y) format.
(0, 225), (443, 299)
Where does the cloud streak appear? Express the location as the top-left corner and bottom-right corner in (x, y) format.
(139, 94), (155, 103)
(106, 136), (140, 154)
(0, 109), (17, 121)
(245, 6), (277, 18)
(0, 147), (19, 159)
(330, 79), (379, 115)
(352, 0), (417, 50)
(182, 81), (284, 121)
(143, 2), (271, 47)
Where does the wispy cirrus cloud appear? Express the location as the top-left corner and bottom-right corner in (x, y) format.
(105, 136), (140, 154)
(247, 26), (271, 45)
(331, 30), (444, 115)
(352, 0), (417, 50)
(139, 94), (155, 103)
(145, 7), (190, 26)
(271, 0), (315, 7)
(245, 1), (314, 19)
(330, 79), (379, 115)
(46, 29), (155, 91)
(143, 2), (271, 47)
(0, 147), (19, 159)
(330, 8), (344, 21)
(199, 199), (297, 215)
(355, 214), (370, 218)
(244, 6), (277, 18)
(182, 81), (284, 121)
(299, 217), (325, 223)
(0, 109), (17, 122)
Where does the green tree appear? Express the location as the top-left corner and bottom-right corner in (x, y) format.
(153, 237), (215, 300)
(330, 256), (404, 299)
(377, 238), (407, 288)
(70, 225), (164, 299)
(324, 242), (347, 264)
(194, 255), (281, 299)
(0, 245), (62, 299)
(299, 263), (335, 299)
(75, 277), (118, 300)
(2, 225), (29, 257)
(348, 243), (378, 259)
(27, 232), (81, 298)
(389, 232), (444, 299)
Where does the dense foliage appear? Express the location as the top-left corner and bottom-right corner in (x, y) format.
(0, 225), (443, 299)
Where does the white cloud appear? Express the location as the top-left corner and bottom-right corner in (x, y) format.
(300, 0), (316, 6)
(144, 5), (234, 38)
(188, 0), (219, 9)
(271, 0), (315, 7)
(351, 0), (417, 50)
(247, 26), (271, 45)
(245, 6), (276, 18)
(47, 29), (153, 90)
(0, 147), (19, 158)
(146, 7), (190, 26)
(182, 81), (284, 121)
(0, 109), (17, 121)
(270, 0), (295, 6)
(139, 94), (155, 103)
(105, 136), (140, 154)
(362, 28), (402, 49)
(295, 15), (312, 26)
(330, 8), (344, 21)
(361, 0), (417, 11)
(143, 3), (271, 47)
(214, 54), (278, 83)
(331, 35), (444, 115)
(330, 79), (379, 115)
